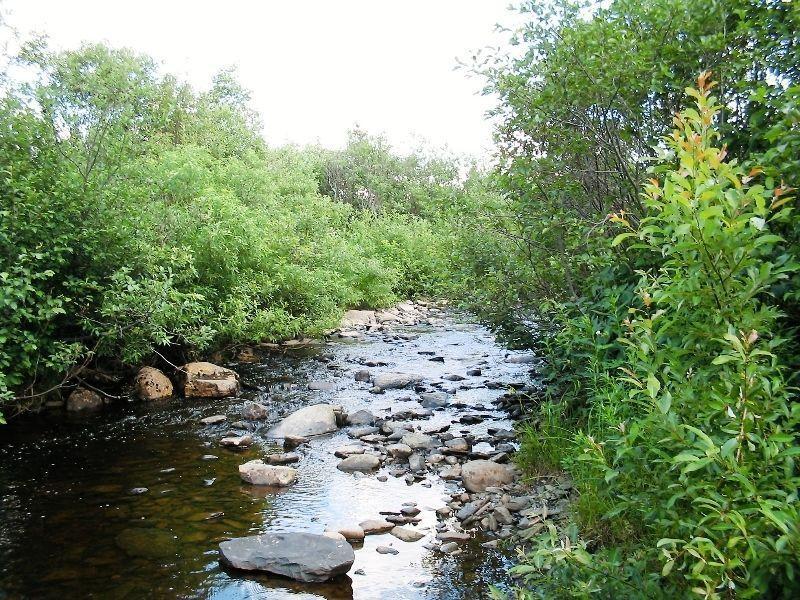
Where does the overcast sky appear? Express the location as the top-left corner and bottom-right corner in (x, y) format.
(4, 0), (516, 158)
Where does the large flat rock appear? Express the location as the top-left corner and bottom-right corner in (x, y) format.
(219, 532), (354, 582)
(267, 404), (338, 438)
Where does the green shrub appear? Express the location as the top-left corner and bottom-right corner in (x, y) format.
(513, 76), (800, 599)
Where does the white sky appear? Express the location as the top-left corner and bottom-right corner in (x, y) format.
(4, 0), (515, 158)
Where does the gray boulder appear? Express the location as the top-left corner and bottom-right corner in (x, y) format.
(268, 404), (338, 438)
(337, 454), (380, 473)
(373, 372), (424, 390)
(419, 392), (448, 409)
(345, 409), (375, 426)
(219, 532), (354, 582)
(401, 432), (434, 450)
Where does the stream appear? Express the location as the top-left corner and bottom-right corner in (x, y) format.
(0, 306), (544, 599)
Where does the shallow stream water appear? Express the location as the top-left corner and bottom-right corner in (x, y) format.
(0, 313), (535, 599)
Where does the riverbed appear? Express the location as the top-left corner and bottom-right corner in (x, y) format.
(0, 309), (540, 599)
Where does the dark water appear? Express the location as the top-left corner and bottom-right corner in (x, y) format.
(0, 316), (535, 599)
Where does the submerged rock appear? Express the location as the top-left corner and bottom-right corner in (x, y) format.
(116, 528), (177, 559)
(241, 401), (269, 420)
(134, 367), (173, 401)
(268, 404), (338, 438)
(219, 532), (354, 582)
(180, 362), (240, 399)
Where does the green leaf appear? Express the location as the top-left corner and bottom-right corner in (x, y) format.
(647, 373), (661, 398)
(720, 437), (739, 459)
(612, 232), (636, 247)
(662, 560), (675, 577)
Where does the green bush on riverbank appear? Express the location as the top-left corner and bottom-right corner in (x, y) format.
(457, 1), (800, 598)
(0, 41), (467, 412)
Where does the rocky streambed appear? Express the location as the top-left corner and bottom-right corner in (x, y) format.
(0, 302), (573, 599)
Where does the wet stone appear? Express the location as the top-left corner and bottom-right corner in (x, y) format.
(219, 532), (354, 583)
(354, 370), (372, 382)
(200, 414), (227, 425)
(239, 460), (297, 486)
(359, 520), (394, 535)
(334, 444), (366, 458)
(337, 526), (365, 542)
(241, 401), (269, 420)
(220, 435), (253, 449)
(439, 542), (460, 554)
(444, 438), (469, 454)
(264, 452), (300, 465)
(387, 443), (413, 459)
(436, 530), (470, 542)
(345, 409), (375, 426)
(349, 426), (379, 438)
(390, 526), (425, 542)
(337, 454), (380, 473)
(401, 433), (434, 450)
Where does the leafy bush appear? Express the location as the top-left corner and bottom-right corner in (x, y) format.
(512, 77), (800, 599)
(0, 40), (456, 414)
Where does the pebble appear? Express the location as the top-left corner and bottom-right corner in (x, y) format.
(376, 546), (399, 555)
